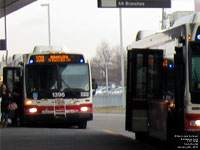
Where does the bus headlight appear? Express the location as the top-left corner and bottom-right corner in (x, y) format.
(80, 106), (89, 112)
(29, 108), (37, 113)
(190, 120), (200, 127)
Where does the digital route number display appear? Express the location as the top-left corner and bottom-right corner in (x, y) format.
(36, 55), (71, 63)
(29, 54), (85, 64)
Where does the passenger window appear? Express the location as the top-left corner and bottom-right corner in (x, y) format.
(135, 54), (147, 98)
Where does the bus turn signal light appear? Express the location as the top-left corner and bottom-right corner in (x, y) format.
(26, 100), (33, 105)
(188, 35), (192, 40)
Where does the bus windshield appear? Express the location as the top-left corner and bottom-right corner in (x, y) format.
(191, 56), (200, 91)
(190, 43), (200, 92)
(25, 64), (90, 99)
(59, 64), (89, 92)
(190, 42), (200, 104)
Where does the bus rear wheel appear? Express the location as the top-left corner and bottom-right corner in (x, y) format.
(78, 121), (87, 129)
(167, 114), (176, 149)
(135, 132), (148, 142)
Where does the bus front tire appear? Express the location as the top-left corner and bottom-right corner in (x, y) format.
(167, 114), (176, 149)
(78, 121), (87, 129)
(135, 132), (148, 141)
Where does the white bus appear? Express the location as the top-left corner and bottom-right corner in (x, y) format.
(3, 46), (97, 128)
(126, 13), (200, 147)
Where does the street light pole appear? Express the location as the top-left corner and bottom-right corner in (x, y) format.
(101, 62), (112, 92)
(105, 63), (109, 92)
(4, 0), (8, 64)
(119, 8), (125, 106)
(41, 3), (51, 46)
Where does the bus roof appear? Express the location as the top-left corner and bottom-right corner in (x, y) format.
(127, 24), (187, 50)
(33, 46), (64, 53)
(135, 30), (157, 41)
(172, 12), (200, 27)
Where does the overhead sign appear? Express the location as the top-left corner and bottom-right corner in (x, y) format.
(98, 0), (171, 8)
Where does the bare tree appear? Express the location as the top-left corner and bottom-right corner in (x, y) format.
(91, 41), (127, 86)
(96, 41), (112, 64)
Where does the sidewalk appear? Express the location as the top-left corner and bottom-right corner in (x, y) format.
(93, 106), (125, 114)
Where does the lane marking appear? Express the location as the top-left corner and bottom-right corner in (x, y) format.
(103, 130), (119, 135)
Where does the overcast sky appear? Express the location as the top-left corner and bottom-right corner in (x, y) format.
(0, 0), (195, 59)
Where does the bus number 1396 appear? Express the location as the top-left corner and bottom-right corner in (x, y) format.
(52, 92), (65, 98)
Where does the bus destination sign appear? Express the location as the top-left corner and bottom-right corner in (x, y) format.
(35, 55), (71, 63)
(98, 0), (171, 8)
(29, 54), (84, 64)
(48, 55), (71, 63)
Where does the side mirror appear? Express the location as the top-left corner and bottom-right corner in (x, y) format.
(92, 79), (98, 89)
(92, 79), (98, 95)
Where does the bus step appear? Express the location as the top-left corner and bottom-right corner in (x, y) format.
(54, 115), (66, 119)
(55, 112), (65, 114)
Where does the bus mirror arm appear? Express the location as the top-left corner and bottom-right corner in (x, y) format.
(92, 79), (98, 95)
(92, 79), (98, 89)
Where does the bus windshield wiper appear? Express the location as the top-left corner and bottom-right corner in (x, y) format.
(64, 88), (85, 91)
(60, 78), (70, 88)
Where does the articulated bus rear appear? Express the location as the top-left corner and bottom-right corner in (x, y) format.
(186, 25), (200, 132)
(24, 52), (93, 128)
(126, 21), (200, 145)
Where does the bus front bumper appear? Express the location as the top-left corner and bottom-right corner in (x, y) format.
(23, 113), (93, 124)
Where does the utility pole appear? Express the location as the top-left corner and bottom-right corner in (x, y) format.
(119, 8), (125, 105)
(41, 3), (51, 46)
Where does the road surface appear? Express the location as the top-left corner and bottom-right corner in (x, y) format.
(0, 113), (165, 150)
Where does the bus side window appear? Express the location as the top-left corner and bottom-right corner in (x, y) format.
(135, 54), (147, 98)
(147, 54), (163, 99)
(7, 70), (14, 93)
(0, 86), (1, 97)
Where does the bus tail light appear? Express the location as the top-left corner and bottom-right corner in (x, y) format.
(190, 120), (200, 127)
(185, 114), (200, 129)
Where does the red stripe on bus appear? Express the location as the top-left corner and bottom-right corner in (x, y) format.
(24, 103), (93, 114)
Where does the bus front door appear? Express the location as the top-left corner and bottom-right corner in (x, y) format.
(126, 49), (163, 139)
(3, 67), (23, 125)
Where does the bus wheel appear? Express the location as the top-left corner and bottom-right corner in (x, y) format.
(135, 132), (148, 142)
(167, 115), (176, 149)
(78, 121), (87, 129)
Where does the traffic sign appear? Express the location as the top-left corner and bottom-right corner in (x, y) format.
(98, 0), (171, 8)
